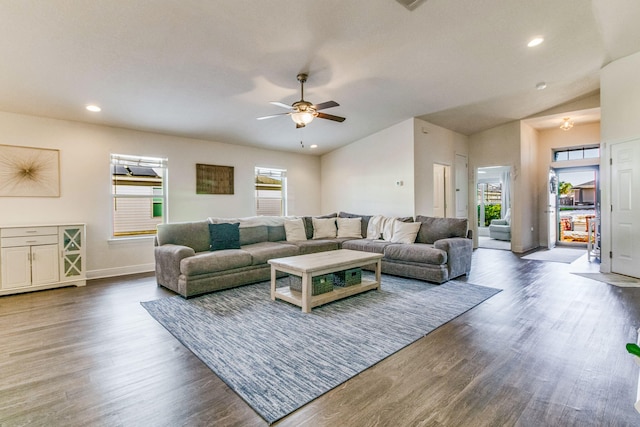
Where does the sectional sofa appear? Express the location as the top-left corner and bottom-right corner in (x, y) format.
(154, 212), (473, 298)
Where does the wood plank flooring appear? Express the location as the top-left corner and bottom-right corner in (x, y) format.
(2, 249), (640, 426)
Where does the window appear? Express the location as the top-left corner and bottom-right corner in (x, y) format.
(111, 154), (167, 237)
(255, 167), (287, 216)
(553, 145), (600, 162)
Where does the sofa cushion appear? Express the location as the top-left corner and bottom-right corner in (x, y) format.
(339, 212), (372, 239)
(268, 225), (286, 242)
(241, 241), (299, 265)
(342, 239), (392, 254)
(181, 250), (252, 275)
(390, 220), (421, 244)
(415, 216), (468, 244)
(287, 239), (339, 255)
(336, 217), (362, 238)
(303, 213), (337, 240)
(157, 220), (211, 252)
(312, 217), (337, 239)
(384, 243), (447, 265)
(284, 218), (307, 241)
(239, 225), (268, 246)
(209, 223), (241, 251)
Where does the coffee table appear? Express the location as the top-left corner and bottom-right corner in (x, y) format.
(268, 249), (383, 313)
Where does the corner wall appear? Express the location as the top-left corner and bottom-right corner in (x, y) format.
(320, 119), (415, 216)
(0, 111), (321, 278)
(600, 50), (640, 273)
(469, 121), (538, 253)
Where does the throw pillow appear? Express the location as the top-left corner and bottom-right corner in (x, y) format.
(312, 217), (337, 239)
(366, 215), (385, 239)
(390, 220), (421, 244)
(415, 216), (468, 244)
(284, 218), (307, 241)
(208, 223), (241, 251)
(336, 217), (362, 238)
(303, 213), (337, 240)
(339, 212), (372, 238)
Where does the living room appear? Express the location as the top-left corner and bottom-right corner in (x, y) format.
(2, 1), (640, 425)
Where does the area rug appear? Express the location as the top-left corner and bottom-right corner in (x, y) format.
(141, 274), (500, 424)
(521, 247), (585, 263)
(572, 272), (640, 287)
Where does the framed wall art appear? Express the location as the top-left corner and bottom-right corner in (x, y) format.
(196, 163), (234, 195)
(0, 144), (60, 197)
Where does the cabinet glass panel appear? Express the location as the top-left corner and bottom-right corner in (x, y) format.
(64, 253), (82, 277)
(63, 228), (82, 252)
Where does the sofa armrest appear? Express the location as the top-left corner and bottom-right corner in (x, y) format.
(434, 237), (473, 279)
(155, 244), (196, 292)
(490, 219), (508, 226)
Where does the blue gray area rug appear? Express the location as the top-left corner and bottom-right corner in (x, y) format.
(141, 274), (500, 424)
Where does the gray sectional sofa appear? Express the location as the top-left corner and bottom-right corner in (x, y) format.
(154, 212), (473, 298)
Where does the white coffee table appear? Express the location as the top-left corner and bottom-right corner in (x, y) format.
(268, 249), (383, 313)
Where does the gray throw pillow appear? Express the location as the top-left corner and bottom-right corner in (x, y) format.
(209, 223), (241, 251)
(415, 216), (468, 244)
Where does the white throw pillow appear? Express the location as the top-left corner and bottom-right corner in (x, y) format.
(284, 218), (307, 241)
(337, 217), (362, 238)
(366, 215), (385, 239)
(382, 216), (398, 241)
(390, 220), (421, 244)
(312, 217), (337, 239)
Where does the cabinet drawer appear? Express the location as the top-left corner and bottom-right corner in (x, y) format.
(1, 227), (58, 238)
(1, 235), (59, 248)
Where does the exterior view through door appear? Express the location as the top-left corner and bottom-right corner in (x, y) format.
(476, 166), (511, 250)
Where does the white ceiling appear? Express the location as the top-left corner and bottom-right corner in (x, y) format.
(1, 0), (639, 155)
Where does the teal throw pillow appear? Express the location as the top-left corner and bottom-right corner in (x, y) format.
(209, 223), (241, 251)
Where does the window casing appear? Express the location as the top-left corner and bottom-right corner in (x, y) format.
(255, 167), (287, 216)
(111, 154), (167, 237)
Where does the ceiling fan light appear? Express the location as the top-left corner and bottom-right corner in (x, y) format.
(291, 111), (315, 125)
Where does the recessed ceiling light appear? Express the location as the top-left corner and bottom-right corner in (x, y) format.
(536, 82), (547, 90)
(86, 105), (101, 112)
(527, 37), (544, 47)
(310, 144), (318, 149)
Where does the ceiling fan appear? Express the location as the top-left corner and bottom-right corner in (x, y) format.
(257, 73), (345, 128)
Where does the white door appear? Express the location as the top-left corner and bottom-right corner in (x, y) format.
(611, 140), (640, 278)
(31, 244), (60, 285)
(548, 169), (557, 249)
(1, 246), (31, 289)
(455, 154), (468, 218)
(433, 164), (449, 218)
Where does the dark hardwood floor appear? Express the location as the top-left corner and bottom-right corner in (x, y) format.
(2, 249), (640, 426)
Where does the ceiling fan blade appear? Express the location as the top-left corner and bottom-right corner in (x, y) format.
(270, 101), (293, 110)
(257, 112), (290, 120)
(316, 112), (346, 122)
(314, 100), (339, 111)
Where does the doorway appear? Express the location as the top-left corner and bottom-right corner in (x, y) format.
(476, 166), (511, 250)
(553, 166), (599, 248)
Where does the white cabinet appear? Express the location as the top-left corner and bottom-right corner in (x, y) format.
(0, 224), (86, 295)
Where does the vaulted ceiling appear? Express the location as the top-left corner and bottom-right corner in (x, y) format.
(1, 1), (639, 154)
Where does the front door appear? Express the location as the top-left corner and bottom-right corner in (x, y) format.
(611, 139), (640, 278)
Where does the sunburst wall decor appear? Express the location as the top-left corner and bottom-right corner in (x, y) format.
(0, 144), (60, 197)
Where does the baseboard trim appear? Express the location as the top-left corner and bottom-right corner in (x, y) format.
(87, 264), (155, 280)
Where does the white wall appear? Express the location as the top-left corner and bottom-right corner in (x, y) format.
(413, 119), (469, 216)
(519, 122), (539, 252)
(600, 50), (640, 273)
(320, 119), (415, 216)
(0, 111), (321, 278)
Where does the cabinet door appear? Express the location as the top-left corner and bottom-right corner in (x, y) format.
(31, 244), (59, 285)
(1, 246), (31, 289)
(59, 226), (85, 279)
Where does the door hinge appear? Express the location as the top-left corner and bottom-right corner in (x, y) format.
(610, 251), (613, 259)
(611, 205), (613, 212)
(610, 158), (613, 165)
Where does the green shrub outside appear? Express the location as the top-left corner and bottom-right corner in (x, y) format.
(477, 204), (502, 226)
